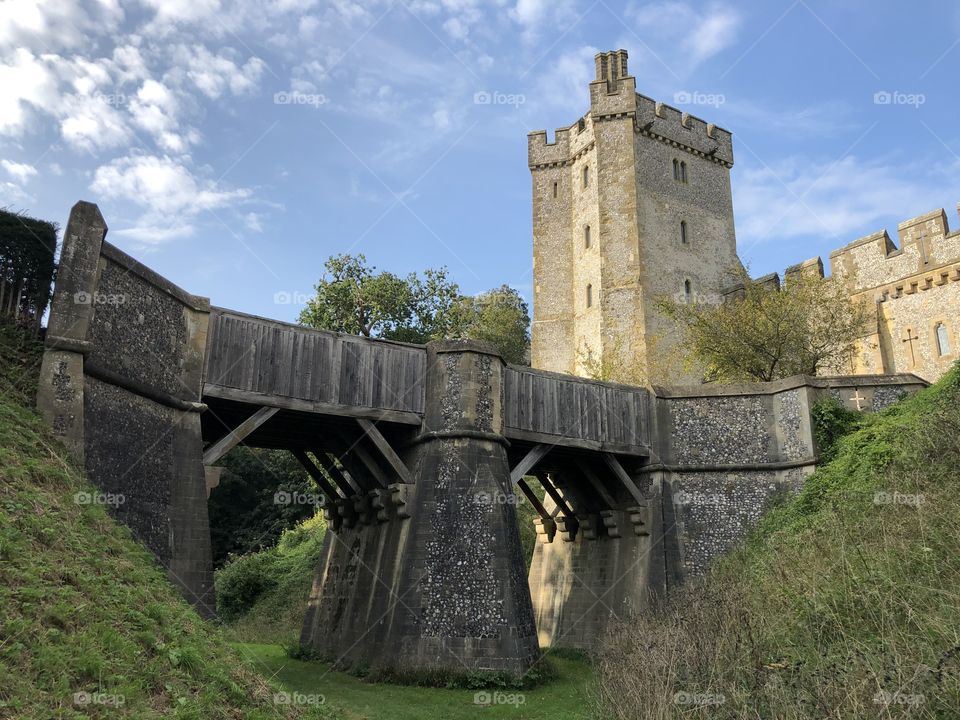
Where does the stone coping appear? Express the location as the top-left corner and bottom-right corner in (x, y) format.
(102, 241), (210, 313)
(652, 372), (928, 399)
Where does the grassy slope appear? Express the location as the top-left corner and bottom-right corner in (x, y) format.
(597, 365), (960, 719)
(0, 326), (335, 719)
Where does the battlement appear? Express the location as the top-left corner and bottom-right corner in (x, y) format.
(829, 204), (960, 292)
(528, 127), (572, 168)
(634, 94), (734, 167)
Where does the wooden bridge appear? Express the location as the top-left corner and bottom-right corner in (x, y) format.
(37, 202), (661, 676)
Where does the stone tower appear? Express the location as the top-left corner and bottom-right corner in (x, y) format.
(528, 50), (741, 384)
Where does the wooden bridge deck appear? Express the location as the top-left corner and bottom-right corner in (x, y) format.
(202, 308), (651, 455)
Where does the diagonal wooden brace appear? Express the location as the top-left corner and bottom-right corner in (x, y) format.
(202, 406), (278, 465)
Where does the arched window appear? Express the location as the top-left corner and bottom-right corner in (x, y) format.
(684, 279), (692, 303)
(680, 161), (688, 184)
(680, 220), (688, 244)
(673, 159), (680, 181)
(584, 225), (591, 248)
(582, 165), (590, 188)
(586, 283), (593, 307)
(552, 181), (558, 198)
(936, 323), (950, 356)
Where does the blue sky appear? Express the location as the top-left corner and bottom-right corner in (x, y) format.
(2, 0), (959, 322)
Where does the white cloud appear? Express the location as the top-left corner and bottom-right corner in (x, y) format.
(0, 0), (123, 53)
(243, 211), (263, 232)
(0, 49), (59, 137)
(627, 1), (742, 77)
(90, 154), (253, 244)
(172, 45), (266, 99)
(1, 160), (38, 182)
(734, 154), (960, 247)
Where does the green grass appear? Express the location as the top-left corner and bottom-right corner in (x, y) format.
(0, 324), (334, 719)
(596, 364), (960, 719)
(239, 643), (593, 720)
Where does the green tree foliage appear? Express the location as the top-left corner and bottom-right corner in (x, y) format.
(207, 447), (319, 567)
(448, 285), (530, 364)
(0, 209), (58, 334)
(299, 254), (530, 363)
(297, 254), (460, 343)
(660, 268), (871, 383)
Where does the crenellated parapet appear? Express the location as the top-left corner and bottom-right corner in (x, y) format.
(634, 95), (734, 167)
(830, 204), (960, 293)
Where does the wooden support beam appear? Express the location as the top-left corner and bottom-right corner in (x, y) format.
(602, 452), (646, 506)
(310, 449), (356, 497)
(510, 444), (551, 485)
(291, 450), (342, 502)
(357, 418), (413, 484)
(202, 406), (279, 465)
(335, 429), (390, 489)
(323, 433), (374, 492)
(516, 478), (550, 521)
(537, 472), (575, 518)
(576, 459), (618, 509)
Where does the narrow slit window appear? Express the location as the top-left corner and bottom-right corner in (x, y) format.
(583, 165), (590, 188)
(584, 225), (591, 248)
(673, 159), (680, 181)
(680, 161), (688, 184)
(680, 220), (688, 244)
(936, 323), (950, 356)
(586, 283), (593, 307)
(553, 181), (558, 198)
(684, 279), (692, 303)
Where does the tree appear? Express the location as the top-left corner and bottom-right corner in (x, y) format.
(299, 255), (531, 363)
(448, 285), (530, 364)
(297, 254), (460, 343)
(659, 268), (871, 383)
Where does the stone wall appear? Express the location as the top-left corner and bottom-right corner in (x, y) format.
(652, 373), (927, 577)
(37, 201), (215, 616)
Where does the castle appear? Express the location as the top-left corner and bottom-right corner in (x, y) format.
(529, 50), (959, 385)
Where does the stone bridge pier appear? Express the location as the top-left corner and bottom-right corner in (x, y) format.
(300, 340), (540, 674)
